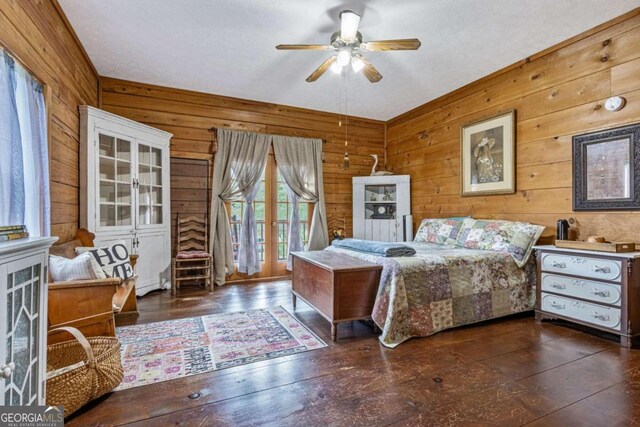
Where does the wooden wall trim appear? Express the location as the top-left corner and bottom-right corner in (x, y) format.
(52, 0), (99, 80)
(388, 7), (640, 127)
(386, 9), (640, 243)
(99, 77), (386, 239)
(0, 0), (99, 243)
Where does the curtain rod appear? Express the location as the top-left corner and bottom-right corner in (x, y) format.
(208, 127), (327, 143)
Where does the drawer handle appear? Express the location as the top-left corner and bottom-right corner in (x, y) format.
(550, 282), (566, 290)
(551, 261), (566, 268)
(591, 265), (611, 274)
(592, 312), (610, 322)
(550, 302), (566, 310)
(590, 289), (611, 298)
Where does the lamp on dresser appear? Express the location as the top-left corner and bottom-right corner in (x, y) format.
(534, 245), (640, 348)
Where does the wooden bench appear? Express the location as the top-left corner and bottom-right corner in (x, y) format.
(291, 251), (382, 341)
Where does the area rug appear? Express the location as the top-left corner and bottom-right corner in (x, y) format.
(114, 306), (326, 390)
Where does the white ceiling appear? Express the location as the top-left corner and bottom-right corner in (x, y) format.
(59, 0), (638, 121)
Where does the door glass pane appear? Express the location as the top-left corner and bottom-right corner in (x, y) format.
(99, 134), (115, 157)
(139, 144), (151, 165)
(151, 148), (162, 166)
(117, 184), (131, 204)
(118, 206), (132, 226)
(139, 206), (162, 225)
(117, 161), (131, 182)
(100, 205), (116, 227)
(117, 139), (131, 161)
(151, 167), (162, 185)
(100, 181), (115, 203)
(139, 165), (150, 185)
(99, 157), (115, 181)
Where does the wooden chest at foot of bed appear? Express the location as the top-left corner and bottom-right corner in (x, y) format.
(291, 251), (382, 341)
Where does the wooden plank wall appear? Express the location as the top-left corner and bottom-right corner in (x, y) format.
(99, 77), (386, 237)
(387, 9), (640, 242)
(170, 157), (210, 256)
(0, 1), (99, 242)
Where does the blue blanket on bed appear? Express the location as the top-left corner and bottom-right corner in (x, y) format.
(331, 238), (416, 257)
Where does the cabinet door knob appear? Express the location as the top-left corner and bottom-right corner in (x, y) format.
(1, 362), (15, 379)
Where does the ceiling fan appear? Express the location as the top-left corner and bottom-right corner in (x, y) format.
(276, 10), (421, 83)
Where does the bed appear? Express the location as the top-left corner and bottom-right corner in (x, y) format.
(324, 217), (542, 348)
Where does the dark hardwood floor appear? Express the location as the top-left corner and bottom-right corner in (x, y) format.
(67, 281), (640, 426)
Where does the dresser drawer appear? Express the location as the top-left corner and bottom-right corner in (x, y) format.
(541, 273), (622, 306)
(541, 293), (622, 331)
(541, 252), (622, 282)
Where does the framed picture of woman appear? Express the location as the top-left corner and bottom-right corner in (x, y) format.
(460, 110), (516, 196)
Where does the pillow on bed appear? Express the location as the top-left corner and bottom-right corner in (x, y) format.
(414, 217), (471, 246)
(455, 219), (544, 267)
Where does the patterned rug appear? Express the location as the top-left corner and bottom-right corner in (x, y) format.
(114, 306), (326, 390)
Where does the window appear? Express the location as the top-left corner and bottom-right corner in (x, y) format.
(226, 153), (312, 279)
(0, 50), (49, 237)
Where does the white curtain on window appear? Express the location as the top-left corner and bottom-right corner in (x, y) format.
(273, 136), (328, 270)
(0, 51), (49, 236)
(210, 129), (270, 285)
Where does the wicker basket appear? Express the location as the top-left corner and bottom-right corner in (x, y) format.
(46, 327), (123, 417)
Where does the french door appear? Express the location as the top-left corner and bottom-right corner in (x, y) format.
(226, 152), (312, 281)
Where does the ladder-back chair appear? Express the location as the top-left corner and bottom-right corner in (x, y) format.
(172, 214), (213, 294)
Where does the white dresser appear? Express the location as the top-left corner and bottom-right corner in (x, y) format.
(0, 237), (57, 405)
(353, 175), (412, 242)
(534, 245), (640, 347)
(80, 106), (172, 296)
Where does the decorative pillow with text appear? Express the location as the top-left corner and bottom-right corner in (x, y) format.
(75, 240), (134, 279)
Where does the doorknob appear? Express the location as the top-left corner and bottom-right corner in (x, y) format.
(272, 222), (278, 227)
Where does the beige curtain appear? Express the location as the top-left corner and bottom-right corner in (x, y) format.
(273, 136), (329, 268)
(210, 129), (270, 286)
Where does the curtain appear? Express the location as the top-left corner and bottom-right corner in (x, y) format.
(273, 136), (329, 270)
(210, 129), (270, 285)
(0, 51), (49, 236)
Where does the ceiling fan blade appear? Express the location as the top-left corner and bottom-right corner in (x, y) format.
(306, 56), (337, 83)
(340, 10), (361, 41)
(358, 56), (382, 83)
(360, 38), (422, 51)
(276, 44), (333, 50)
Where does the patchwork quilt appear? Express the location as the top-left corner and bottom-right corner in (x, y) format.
(325, 242), (536, 348)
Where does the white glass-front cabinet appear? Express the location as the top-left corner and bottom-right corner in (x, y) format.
(80, 106), (172, 295)
(1, 237), (57, 406)
(353, 175), (412, 242)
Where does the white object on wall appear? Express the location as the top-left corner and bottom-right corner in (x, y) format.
(80, 106), (172, 296)
(353, 175), (411, 242)
(604, 96), (626, 111)
(0, 237), (57, 405)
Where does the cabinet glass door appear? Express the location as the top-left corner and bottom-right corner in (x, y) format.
(3, 254), (43, 406)
(98, 133), (133, 228)
(137, 143), (163, 226)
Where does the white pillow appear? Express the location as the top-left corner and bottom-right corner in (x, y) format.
(49, 253), (106, 282)
(75, 240), (133, 279)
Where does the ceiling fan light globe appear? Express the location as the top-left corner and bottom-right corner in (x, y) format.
(351, 57), (365, 73)
(337, 49), (351, 67)
(339, 10), (360, 41)
(330, 61), (343, 74)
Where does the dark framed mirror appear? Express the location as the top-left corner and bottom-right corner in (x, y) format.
(573, 123), (640, 211)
